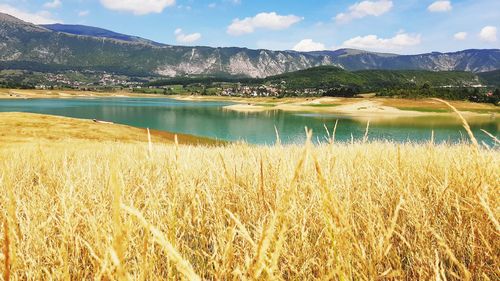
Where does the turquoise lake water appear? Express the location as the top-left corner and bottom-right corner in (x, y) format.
(0, 98), (498, 145)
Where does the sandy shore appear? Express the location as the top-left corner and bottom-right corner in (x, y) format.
(223, 101), (426, 119)
(329, 100), (426, 116)
(220, 96), (499, 119)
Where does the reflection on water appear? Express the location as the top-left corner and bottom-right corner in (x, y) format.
(0, 98), (498, 145)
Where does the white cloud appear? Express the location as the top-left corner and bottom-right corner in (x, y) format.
(341, 33), (421, 51)
(78, 10), (90, 17)
(43, 0), (62, 9)
(453, 32), (467, 40)
(177, 5), (191, 11)
(479, 26), (497, 42)
(0, 4), (60, 24)
(174, 28), (201, 44)
(208, 3), (216, 8)
(335, 0), (393, 23)
(100, 0), (175, 15)
(427, 1), (452, 13)
(227, 12), (303, 36)
(292, 39), (326, 52)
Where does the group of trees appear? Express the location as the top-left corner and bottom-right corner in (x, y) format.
(322, 87), (360, 98)
(377, 84), (499, 105)
(0, 80), (35, 89)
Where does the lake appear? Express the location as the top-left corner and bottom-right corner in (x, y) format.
(0, 97), (498, 145)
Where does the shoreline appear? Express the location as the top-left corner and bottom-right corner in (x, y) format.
(1, 89), (498, 119)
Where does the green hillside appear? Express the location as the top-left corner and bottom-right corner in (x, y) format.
(355, 70), (480, 89)
(478, 69), (500, 86)
(264, 66), (364, 88)
(259, 66), (500, 102)
(264, 66), (481, 90)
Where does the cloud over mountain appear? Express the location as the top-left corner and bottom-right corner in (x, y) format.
(292, 39), (326, 52)
(427, 1), (453, 13)
(454, 32), (467, 40)
(227, 12), (302, 36)
(43, 0), (62, 9)
(342, 33), (421, 51)
(100, 0), (175, 15)
(479, 26), (497, 42)
(335, 0), (393, 23)
(175, 28), (201, 44)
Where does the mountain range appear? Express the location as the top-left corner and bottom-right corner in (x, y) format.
(1, 12), (500, 78)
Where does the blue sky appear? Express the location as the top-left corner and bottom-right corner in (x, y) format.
(0, 0), (499, 54)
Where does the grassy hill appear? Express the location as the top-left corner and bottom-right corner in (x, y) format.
(478, 69), (500, 86)
(258, 66), (500, 102)
(264, 66), (364, 88)
(0, 112), (220, 146)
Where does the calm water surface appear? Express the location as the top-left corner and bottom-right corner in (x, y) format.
(0, 97), (498, 145)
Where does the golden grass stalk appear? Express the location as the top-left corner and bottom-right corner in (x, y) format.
(432, 230), (472, 280)
(332, 119), (338, 144)
(259, 157), (266, 210)
(363, 120), (370, 143)
(480, 129), (500, 145)
(432, 98), (479, 148)
(248, 214), (277, 279)
(2, 216), (10, 281)
(478, 192), (500, 233)
(225, 210), (256, 248)
(121, 204), (201, 281)
(110, 164), (128, 280)
(323, 119), (339, 145)
(2, 173), (17, 278)
(274, 125), (281, 146)
(147, 128), (153, 158)
(323, 124), (330, 142)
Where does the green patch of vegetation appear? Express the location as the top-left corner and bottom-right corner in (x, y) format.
(398, 106), (499, 114)
(254, 103), (276, 107)
(378, 87), (499, 105)
(462, 108), (500, 114)
(303, 104), (340, 107)
(132, 88), (167, 94)
(397, 107), (450, 113)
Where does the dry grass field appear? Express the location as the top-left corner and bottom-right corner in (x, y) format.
(0, 89), (159, 99)
(0, 120), (498, 279)
(0, 113), (220, 147)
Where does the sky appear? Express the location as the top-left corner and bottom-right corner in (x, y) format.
(0, 0), (499, 54)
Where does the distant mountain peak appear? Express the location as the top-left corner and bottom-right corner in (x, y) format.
(40, 23), (165, 46)
(0, 12), (48, 32)
(0, 12), (26, 24)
